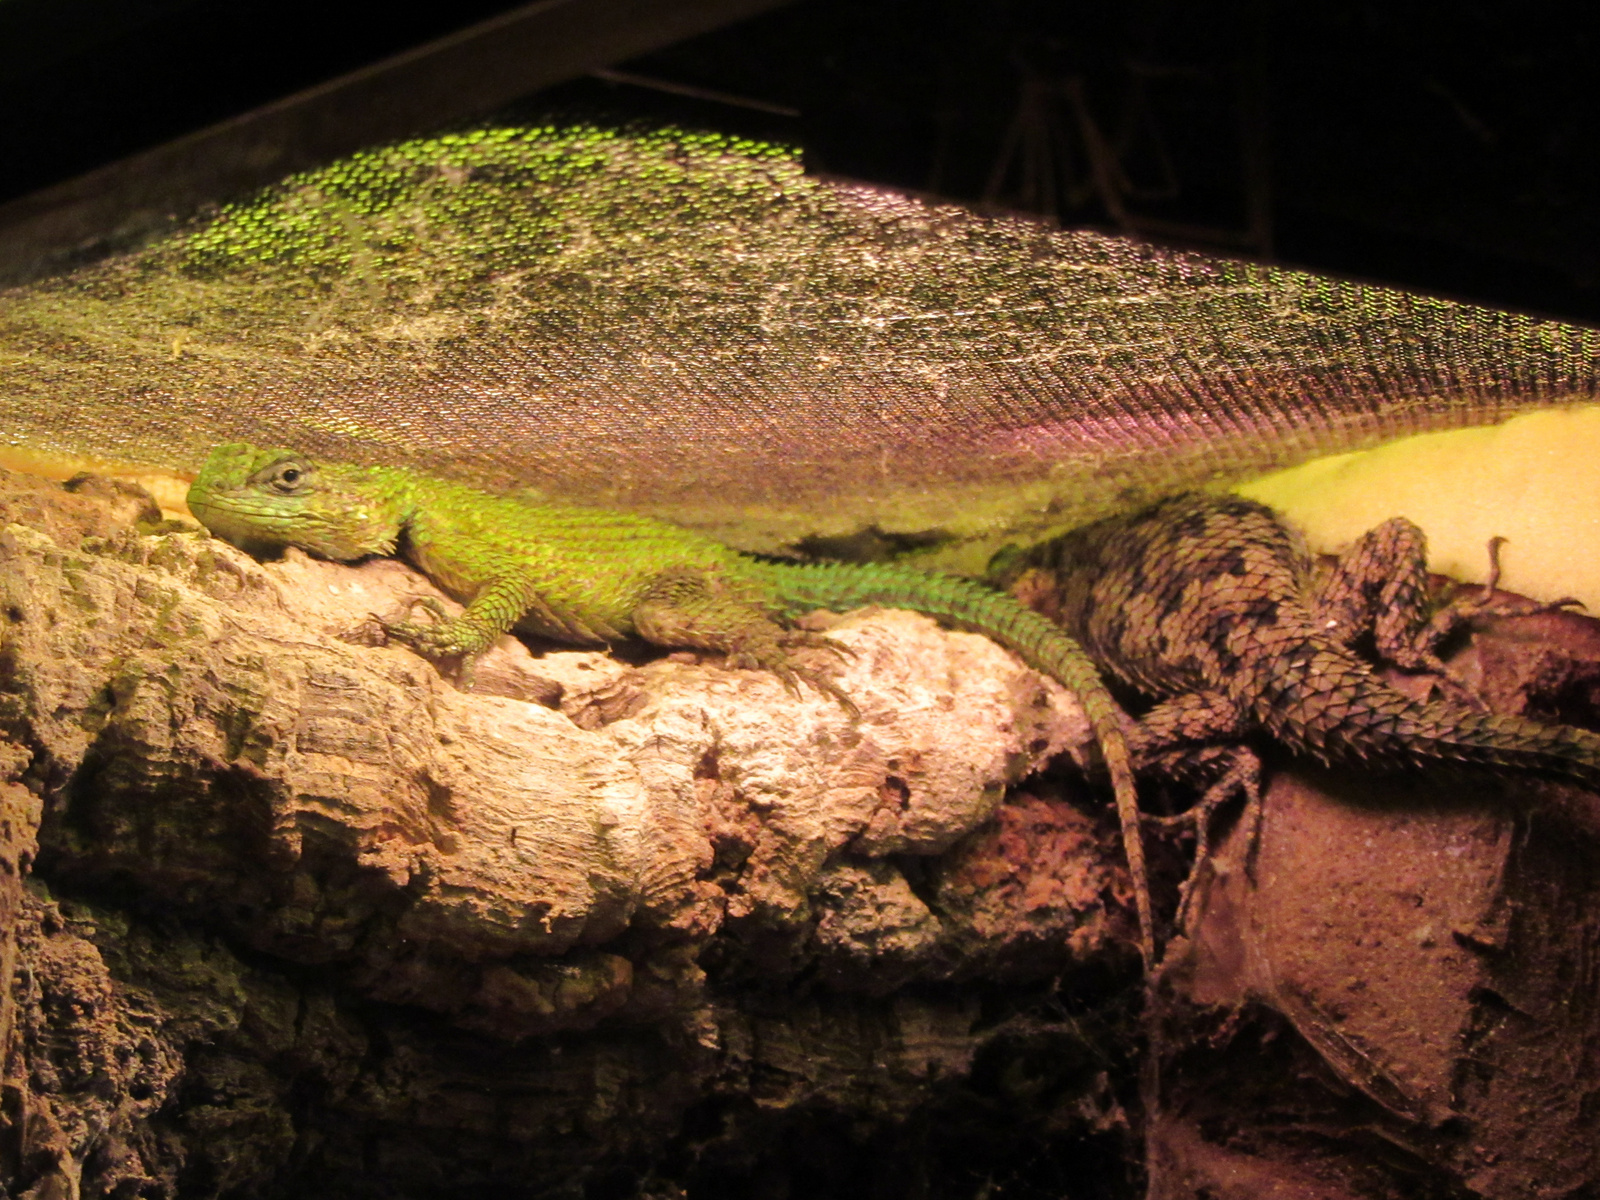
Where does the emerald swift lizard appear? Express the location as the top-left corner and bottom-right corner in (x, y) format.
(186, 442), (1158, 969)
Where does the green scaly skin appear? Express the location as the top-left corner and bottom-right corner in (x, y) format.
(186, 442), (1156, 975)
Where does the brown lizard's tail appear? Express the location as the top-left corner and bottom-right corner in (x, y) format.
(1255, 644), (1600, 792)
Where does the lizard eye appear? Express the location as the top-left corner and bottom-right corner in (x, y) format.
(263, 460), (312, 494)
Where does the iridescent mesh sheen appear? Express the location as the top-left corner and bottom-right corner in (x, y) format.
(2, 122), (1596, 563)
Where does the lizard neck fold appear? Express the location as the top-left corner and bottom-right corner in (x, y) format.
(314, 463), (416, 559)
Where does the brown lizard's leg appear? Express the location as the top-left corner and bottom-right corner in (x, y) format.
(1142, 743), (1262, 926)
(1126, 690), (1260, 932)
(1312, 516), (1445, 670)
(1313, 518), (1581, 681)
(632, 566), (857, 712)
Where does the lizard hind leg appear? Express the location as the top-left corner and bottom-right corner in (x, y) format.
(1143, 744), (1263, 929)
(1126, 689), (1259, 933)
(631, 566), (859, 715)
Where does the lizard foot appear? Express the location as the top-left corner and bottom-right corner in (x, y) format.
(1399, 538), (1585, 705)
(783, 633), (861, 718)
(377, 597), (487, 661)
(787, 666), (862, 720)
(781, 627), (859, 664)
(724, 636), (860, 719)
(1143, 746), (1262, 928)
(1422, 535), (1583, 649)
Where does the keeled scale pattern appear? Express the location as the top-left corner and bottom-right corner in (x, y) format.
(1021, 492), (1600, 788)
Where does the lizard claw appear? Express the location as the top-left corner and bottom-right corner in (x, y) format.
(784, 635), (861, 718)
(724, 641), (860, 719)
(795, 669), (861, 720)
(378, 597), (479, 659)
(782, 628), (858, 664)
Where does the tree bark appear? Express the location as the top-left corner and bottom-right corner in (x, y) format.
(0, 466), (1137, 1199)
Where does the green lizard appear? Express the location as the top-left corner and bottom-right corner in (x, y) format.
(186, 442), (1157, 972)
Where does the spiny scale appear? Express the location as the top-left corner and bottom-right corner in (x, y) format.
(1017, 490), (1600, 791)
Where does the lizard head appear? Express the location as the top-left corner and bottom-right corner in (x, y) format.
(187, 442), (405, 560)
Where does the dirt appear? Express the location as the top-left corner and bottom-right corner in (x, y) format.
(1152, 597), (1600, 1199)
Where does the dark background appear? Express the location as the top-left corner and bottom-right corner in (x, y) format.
(3, 0), (1596, 322)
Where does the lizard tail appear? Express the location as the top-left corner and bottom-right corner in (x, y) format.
(1257, 652), (1600, 792)
(754, 559), (1157, 972)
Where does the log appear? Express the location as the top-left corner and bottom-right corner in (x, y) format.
(0, 466), (1135, 1197)
(4, 464), (1597, 1198)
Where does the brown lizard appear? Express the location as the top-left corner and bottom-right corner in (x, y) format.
(997, 491), (1600, 914)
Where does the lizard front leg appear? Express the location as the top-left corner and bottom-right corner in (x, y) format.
(381, 571), (612, 659)
(1314, 517), (1579, 680)
(1312, 516), (1448, 671)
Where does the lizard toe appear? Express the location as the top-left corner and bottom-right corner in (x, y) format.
(381, 616), (472, 659)
(782, 629), (857, 663)
(793, 667), (861, 719)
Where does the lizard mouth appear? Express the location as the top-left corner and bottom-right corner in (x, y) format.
(187, 477), (400, 563)
(186, 487), (296, 555)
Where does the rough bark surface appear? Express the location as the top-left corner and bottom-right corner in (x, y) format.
(2, 466), (1598, 1200)
(0, 467), (1138, 1199)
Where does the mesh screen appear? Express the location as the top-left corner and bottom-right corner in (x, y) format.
(3, 121), (1596, 564)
